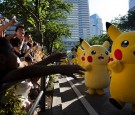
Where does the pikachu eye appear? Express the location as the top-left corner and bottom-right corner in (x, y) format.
(91, 50), (96, 55)
(105, 51), (109, 55)
(121, 40), (129, 47)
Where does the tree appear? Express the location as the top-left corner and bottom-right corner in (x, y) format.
(86, 34), (112, 45)
(0, 0), (73, 54)
(111, 10), (135, 31)
(71, 33), (112, 53)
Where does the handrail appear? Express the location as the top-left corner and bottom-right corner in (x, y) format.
(40, 75), (50, 112)
(28, 90), (44, 115)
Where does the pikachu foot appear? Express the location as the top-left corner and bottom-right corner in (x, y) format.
(96, 89), (104, 95)
(109, 98), (124, 110)
(87, 89), (95, 95)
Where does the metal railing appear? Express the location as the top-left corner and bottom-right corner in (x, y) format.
(28, 90), (44, 115)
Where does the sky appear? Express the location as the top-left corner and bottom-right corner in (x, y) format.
(88, 0), (129, 30)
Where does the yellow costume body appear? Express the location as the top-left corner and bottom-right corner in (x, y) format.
(81, 40), (110, 95)
(106, 22), (135, 112)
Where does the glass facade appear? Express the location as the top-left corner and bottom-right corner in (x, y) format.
(90, 14), (103, 37)
(129, 0), (135, 11)
(63, 0), (90, 51)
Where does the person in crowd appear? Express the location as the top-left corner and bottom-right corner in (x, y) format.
(0, 37), (85, 111)
(0, 37), (85, 85)
(23, 32), (36, 60)
(10, 25), (25, 58)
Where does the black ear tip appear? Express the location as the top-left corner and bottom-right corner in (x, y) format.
(79, 38), (83, 44)
(106, 22), (111, 30)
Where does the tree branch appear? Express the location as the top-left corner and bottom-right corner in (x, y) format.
(15, 0), (39, 26)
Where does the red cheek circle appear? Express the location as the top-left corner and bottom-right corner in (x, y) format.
(108, 57), (114, 62)
(114, 49), (122, 60)
(87, 56), (92, 62)
(82, 56), (85, 61)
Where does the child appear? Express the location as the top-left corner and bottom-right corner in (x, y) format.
(0, 37), (85, 85)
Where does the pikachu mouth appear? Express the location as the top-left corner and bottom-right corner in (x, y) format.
(98, 56), (104, 61)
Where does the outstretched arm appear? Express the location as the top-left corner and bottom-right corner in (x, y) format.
(34, 52), (66, 65)
(1, 65), (85, 84)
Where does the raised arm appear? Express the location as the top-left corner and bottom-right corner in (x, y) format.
(0, 18), (17, 32)
(34, 52), (66, 65)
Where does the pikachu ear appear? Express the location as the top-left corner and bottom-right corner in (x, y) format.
(103, 41), (110, 50)
(79, 38), (84, 44)
(106, 22), (121, 41)
(77, 47), (84, 56)
(81, 40), (90, 50)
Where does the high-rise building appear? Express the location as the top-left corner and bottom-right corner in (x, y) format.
(129, 0), (135, 11)
(63, 0), (90, 51)
(78, 0), (91, 39)
(90, 14), (103, 37)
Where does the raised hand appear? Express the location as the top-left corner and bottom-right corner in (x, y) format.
(58, 64), (86, 79)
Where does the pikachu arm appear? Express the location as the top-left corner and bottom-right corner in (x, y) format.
(108, 60), (124, 73)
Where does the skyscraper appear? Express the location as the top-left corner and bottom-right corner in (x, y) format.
(63, 0), (90, 51)
(129, 0), (135, 11)
(90, 14), (103, 37)
(78, 0), (91, 39)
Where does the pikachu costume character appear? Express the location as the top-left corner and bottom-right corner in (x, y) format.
(76, 46), (85, 77)
(81, 40), (110, 95)
(77, 46), (85, 68)
(106, 22), (135, 112)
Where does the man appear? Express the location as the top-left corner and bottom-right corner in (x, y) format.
(10, 25), (25, 58)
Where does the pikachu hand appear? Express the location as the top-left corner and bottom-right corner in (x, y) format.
(108, 60), (123, 73)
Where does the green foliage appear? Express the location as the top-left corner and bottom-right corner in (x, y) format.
(86, 34), (112, 45)
(0, 87), (27, 115)
(71, 40), (80, 52)
(71, 34), (113, 53)
(48, 75), (56, 88)
(111, 10), (135, 31)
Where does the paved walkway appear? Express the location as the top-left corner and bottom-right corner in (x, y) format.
(52, 76), (134, 115)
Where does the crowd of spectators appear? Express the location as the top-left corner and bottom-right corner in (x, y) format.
(0, 16), (85, 114)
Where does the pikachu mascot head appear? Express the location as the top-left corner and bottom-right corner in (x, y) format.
(106, 22), (135, 112)
(81, 39), (110, 95)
